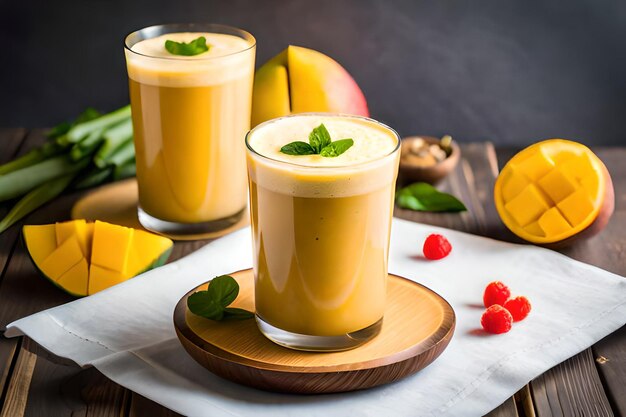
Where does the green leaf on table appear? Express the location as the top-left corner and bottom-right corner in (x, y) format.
(396, 182), (467, 212)
(280, 141), (316, 155)
(320, 138), (354, 157)
(165, 36), (210, 56)
(308, 123), (332, 153)
(187, 275), (253, 321)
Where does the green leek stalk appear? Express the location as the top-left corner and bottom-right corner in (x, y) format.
(0, 174), (76, 234)
(63, 105), (131, 144)
(0, 155), (89, 202)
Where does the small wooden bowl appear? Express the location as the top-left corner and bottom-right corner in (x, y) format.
(399, 136), (461, 184)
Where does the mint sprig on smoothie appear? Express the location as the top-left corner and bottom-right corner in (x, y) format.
(165, 36), (210, 56)
(280, 124), (354, 157)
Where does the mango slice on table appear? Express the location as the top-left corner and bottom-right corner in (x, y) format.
(23, 220), (173, 296)
(494, 139), (614, 246)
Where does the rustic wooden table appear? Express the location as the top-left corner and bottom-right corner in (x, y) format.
(0, 128), (623, 417)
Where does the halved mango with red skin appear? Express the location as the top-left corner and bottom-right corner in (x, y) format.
(252, 46), (369, 127)
(494, 139), (614, 247)
(23, 220), (173, 296)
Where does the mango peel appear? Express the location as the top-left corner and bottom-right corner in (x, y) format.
(252, 45), (369, 127)
(23, 220), (173, 296)
(494, 139), (614, 247)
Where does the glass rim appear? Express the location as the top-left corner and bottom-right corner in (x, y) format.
(124, 23), (256, 61)
(245, 113), (402, 170)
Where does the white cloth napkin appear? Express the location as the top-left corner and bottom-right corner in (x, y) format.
(5, 218), (626, 417)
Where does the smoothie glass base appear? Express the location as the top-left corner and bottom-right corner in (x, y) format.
(138, 207), (245, 238)
(256, 315), (383, 352)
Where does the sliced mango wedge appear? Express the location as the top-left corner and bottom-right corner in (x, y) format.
(23, 220), (173, 296)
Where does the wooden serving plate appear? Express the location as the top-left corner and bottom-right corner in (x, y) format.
(174, 269), (455, 394)
(70, 179), (249, 240)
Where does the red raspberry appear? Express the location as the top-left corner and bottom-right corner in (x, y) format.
(483, 281), (511, 307)
(423, 234), (452, 260)
(504, 296), (532, 322)
(481, 305), (513, 334)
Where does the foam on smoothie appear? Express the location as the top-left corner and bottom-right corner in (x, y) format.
(126, 32), (254, 87)
(246, 115), (400, 197)
(248, 115), (397, 167)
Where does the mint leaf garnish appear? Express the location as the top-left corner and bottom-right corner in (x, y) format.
(308, 124), (332, 153)
(279, 123), (354, 158)
(187, 275), (253, 321)
(280, 141), (315, 155)
(320, 138), (354, 157)
(165, 36), (210, 56)
(396, 182), (467, 212)
(223, 307), (255, 320)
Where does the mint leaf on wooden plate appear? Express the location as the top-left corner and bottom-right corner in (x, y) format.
(187, 275), (254, 321)
(396, 182), (467, 212)
(165, 36), (210, 56)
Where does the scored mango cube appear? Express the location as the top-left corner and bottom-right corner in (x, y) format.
(55, 220), (92, 259)
(504, 184), (551, 227)
(538, 207), (572, 237)
(88, 264), (127, 295)
(501, 168), (530, 201)
(560, 153), (596, 182)
(581, 176), (600, 201)
(515, 149), (555, 181)
(524, 221), (545, 237)
(39, 235), (84, 280)
(57, 258), (89, 296)
(537, 168), (578, 204)
(91, 221), (134, 273)
(23, 224), (57, 263)
(557, 188), (595, 226)
(125, 229), (173, 276)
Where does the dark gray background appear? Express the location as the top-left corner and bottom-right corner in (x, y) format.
(1, 0), (625, 146)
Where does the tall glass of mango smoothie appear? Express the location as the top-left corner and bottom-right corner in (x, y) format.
(124, 24), (255, 235)
(246, 113), (401, 351)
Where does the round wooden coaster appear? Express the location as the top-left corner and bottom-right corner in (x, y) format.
(174, 269), (455, 394)
(70, 179), (249, 241)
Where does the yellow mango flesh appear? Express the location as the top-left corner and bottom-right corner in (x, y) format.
(251, 52), (290, 127)
(23, 225), (57, 263)
(126, 229), (174, 276)
(494, 139), (608, 244)
(88, 264), (126, 295)
(57, 258), (89, 296)
(39, 235), (84, 280)
(56, 220), (93, 260)
(23, 220), (172, 296)
(251, 45), (369, 127)
(91, 220), (134, 273)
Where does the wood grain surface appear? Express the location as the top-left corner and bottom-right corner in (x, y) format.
(0, 131), (623, 416)
(174, 270), (455, 393)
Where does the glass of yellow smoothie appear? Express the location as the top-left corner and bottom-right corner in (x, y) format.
(246, 113), (401, 351)
(124, 24), (255, 236)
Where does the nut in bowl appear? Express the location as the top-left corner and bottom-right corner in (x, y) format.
(399, 135), (461, 184)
